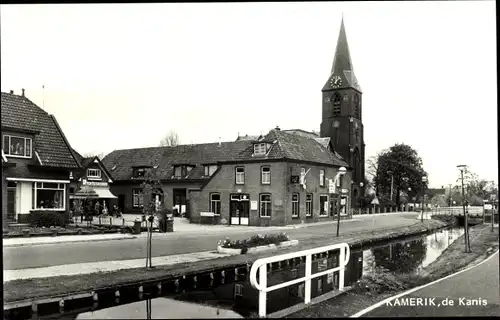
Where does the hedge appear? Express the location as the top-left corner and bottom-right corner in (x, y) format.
(28, 210), (70, 228)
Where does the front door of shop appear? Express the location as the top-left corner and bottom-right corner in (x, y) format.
(7, 182), (16, 221)
(229, 194), (250, 225)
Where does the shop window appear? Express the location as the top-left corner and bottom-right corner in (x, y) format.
(3, 135), (32, 158)
(32, 182), (65, 210)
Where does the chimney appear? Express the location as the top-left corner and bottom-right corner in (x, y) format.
(10, 90), (13, 94)
(21, 88), (25, 97)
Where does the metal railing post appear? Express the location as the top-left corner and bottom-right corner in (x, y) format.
(258, 264), (267, 318)
(339, 248), (345, 290)
(304, 254), (312, 304)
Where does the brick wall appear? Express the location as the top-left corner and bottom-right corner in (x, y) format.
(189, 160), (353, 227)
(190, 161), (287, 226)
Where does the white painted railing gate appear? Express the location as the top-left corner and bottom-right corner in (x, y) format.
(249, 242), (350, 317)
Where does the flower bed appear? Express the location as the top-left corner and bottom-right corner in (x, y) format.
(217, 232), (299, 254)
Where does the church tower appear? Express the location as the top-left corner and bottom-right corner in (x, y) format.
(320, 17), (365, 204)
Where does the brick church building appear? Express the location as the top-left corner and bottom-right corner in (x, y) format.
(320, 17), (365, 208)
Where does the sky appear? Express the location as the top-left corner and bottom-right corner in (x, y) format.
(1, 2), (497, 189)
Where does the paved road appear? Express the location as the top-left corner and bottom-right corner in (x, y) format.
(4, 213), (420, 269)
(362, 251), (500, 317)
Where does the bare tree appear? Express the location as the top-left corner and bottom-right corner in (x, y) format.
(83, 152), (106, 159)
(159, 130), (180, 147)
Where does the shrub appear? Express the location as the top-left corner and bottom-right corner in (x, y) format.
(29, 210), (69, 228)
(219, 232), (291, 250)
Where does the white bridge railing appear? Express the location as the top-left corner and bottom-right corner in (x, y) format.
(249, 242), (350, 318)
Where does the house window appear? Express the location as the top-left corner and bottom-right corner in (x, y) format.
(320, 170), (325, 187)
(132, 188), (144, 207)
(87, 168), (101, 179)
(3, 135), (32, 158)
(32, 182), (65, 210)
(134, 168), (145, 178)
(210, 193), (221, 215)
(292, 193), (299, 218)
(236, 167), (245, 184)
(333, 93), (341, 117)
(260, 194), (272, 217)
(254, 143), (267, 155)
(204, 165), (218, 176)
(319, 195), (329, 217)
(234, 284), (243, 298)
(306, 194), (313, 217)
(261, 166), (271, 184)
(174, 166), (183, 177)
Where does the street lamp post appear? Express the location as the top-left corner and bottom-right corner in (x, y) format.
(421, 176), (428, 222)
(457, 165), (470, 253)
(336, 167), (347, 237)
(408, 187), (412, 211)
(360, 182), (364, 214)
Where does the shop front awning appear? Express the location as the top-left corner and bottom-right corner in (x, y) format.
(70, 186), (117, 199)
(93, 188), (117, 199)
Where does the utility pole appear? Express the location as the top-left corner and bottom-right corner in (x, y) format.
(421, 176), (428, 222)
(457, 165), (470, 253)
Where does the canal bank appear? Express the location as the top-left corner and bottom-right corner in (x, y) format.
(3, 219), (450, 315)
(287, 223), (499, 318)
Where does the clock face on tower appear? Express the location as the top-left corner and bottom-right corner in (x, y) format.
(329, 75), (342, 88)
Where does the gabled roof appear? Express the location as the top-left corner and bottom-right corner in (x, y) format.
(72, 148), (114, 182)
(322, 18), (361, 92)
(1, 92), (80, 169)
(103, 128), (349, 182)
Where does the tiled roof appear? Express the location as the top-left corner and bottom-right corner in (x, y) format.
(282, 129), (319, 139)
(103, 128), (349, 181)
(236, 134), (261, 141)
(1, 92), (80, 169)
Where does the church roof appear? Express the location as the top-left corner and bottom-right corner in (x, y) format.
(322, 18), (362, 92)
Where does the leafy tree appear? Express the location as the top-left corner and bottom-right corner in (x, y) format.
(159, 130), (180, 147)
(430, 194), (447, 207)
(373, 144), (427, 207)
(83, 152), (106, 159)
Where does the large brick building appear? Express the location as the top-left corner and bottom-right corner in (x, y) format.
(102, 128), (351, 226)
(1, 90), (81, 225)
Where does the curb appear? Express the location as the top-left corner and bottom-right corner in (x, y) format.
(3, 235), (138, 248)
(350, 249), (500, 318)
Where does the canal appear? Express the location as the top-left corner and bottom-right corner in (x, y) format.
(5, 227), (464, 319)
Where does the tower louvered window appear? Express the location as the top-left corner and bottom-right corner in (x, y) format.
(354, 95), (360, 119)
(333, 94), (341, 117)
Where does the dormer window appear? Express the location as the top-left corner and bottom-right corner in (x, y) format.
(133, 168), (146, 178)
(174, 166), (183, 177)
(87, 168), (101, 179)
(3, 135), (32, 158)
(204, 165), (218, 176)
(254, 143), (266, 155)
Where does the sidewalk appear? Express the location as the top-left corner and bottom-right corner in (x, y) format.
(4, 250), (234, 282)
(3, 233), (137, 248)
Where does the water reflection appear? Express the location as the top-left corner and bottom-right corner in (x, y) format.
(363, 227), (464, 275)
(74, 297), (243, 319)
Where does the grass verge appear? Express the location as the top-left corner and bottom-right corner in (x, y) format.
(4, 219), (447, 304)
(286, 223), (499, 318)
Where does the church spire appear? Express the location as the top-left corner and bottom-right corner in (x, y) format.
(322, 17), (361, 92)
